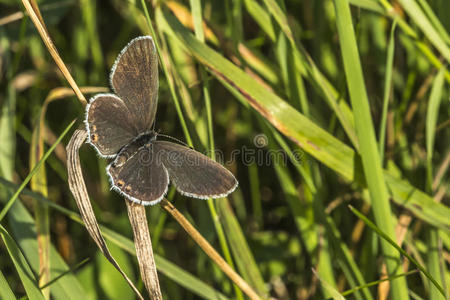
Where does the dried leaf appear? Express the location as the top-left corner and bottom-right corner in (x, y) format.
(66, 128), (144, 300)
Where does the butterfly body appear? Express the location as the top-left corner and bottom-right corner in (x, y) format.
(85, 36), (238, 205)
(111, 131), (157, 168)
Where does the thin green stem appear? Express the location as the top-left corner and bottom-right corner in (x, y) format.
(189, 1), (244, 299)
(341, 270), (419, 297)
(333, 0), (409, 298)
(140, 0), (193, 147)
(349, 205), (445, 296)
(378, 21), (396, 163)
(424, 68), (446, 300)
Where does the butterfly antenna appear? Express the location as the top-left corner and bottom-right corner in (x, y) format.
(157, 133), (193, 149)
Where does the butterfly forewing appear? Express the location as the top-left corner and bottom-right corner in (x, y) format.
(107, 142), (169, 205)
(154, 141), (238, 199)
(86, 94), (137, 157)
(110, 36), (158, 132)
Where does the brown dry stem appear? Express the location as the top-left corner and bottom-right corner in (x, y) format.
(126, 201), (162, 300)
(160, 198), (261, 300)
(21, 0), (87, 105)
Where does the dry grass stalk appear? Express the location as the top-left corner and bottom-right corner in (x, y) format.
(21, 0), (87, 105)
(126, 201), (162, 299)
(160, 199), (262, 300)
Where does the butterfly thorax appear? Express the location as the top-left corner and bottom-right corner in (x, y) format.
(112, 131), (157, 168)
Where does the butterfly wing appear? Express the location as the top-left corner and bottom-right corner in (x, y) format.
(153, 141), (238, 199)
(106, 144), (169, 205)
(85, 94), (138, 157)
(110, 36), (158, 132)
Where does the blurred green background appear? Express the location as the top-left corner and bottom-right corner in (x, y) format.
(0, 0), (449, 299)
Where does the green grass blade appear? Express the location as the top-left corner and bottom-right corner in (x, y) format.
(0, 225), (45, 300)
(265, 118), (361, 297)
(349, 205), (445, 296)
(384, 172), (449, 229)
(261, 119), (341, 298)
(397, 0), (450, 63)
(416, 0), (450, 44)
(333, 0), (409, 298)
(272, 3), (309, 114)
(267, 126), (316, 193)
(243, 0), (276, 41)
(140, 0), (193, 147)
(322, 213), (373, 300)
(97, 243), (135, 300)
(312, 268), (345, 300)
(263, 125), (317, 248)
(79, 0), (103, 78)
(425, 229), (445, 300)
(425, 67), (446, 300)
(379, 21), (397, 163)
(0, 83), (16, 182)
(341, 270), (419, 297)
(30, 114), (50, 300)
(192, 74), (269, 297)
(262, 0), (294, 42)
(216, 199), (268, 297)
(39, 258), (90, 290)
(189, 0), (204, 42)
(0, 269), (17, 300)
(262, 0), (358, 147)
(248, 163), (262, 227)
(425, 67), (445, 190)
(153, 257), (230, 300)
(0, 120), (76, 222)
(362, 1), (450, 82)
(6, 198), (87, 300)
(349, 0), (384, 12)
(188, 2), (246, 298)
(0, 57), (20, 300)
(270, 162), (338, 298)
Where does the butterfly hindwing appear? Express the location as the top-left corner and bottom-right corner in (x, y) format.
(106, 140), (169, 205)
(153, 141), (238, 199)
(110, 36), (158, 132)
(85, 94), (137, 157)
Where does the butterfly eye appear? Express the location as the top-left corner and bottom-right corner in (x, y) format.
(91, 134), (99, 142)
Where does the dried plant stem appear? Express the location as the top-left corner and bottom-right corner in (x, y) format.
(160, 199), (261, 300)
(29, 0), (46, 31)
(67, 129), (144, 300)
(21, 0), (87, 105)
(126, 201), (162, 300)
